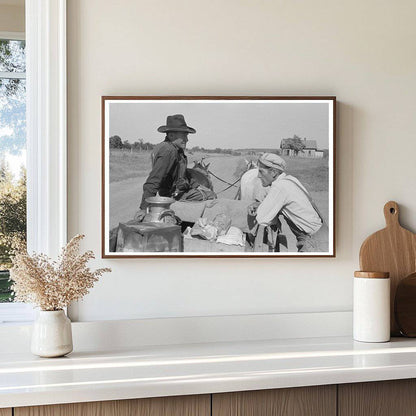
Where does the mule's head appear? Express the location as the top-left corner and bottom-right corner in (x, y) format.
(244, 158), (257, 171)
(187, 158), (213, 191)
(193, 158), (210, 173)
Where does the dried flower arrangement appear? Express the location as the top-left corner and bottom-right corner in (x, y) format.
(10, 235), (111, 311)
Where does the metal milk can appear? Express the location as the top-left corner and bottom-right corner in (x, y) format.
(143, 194), (177, 223)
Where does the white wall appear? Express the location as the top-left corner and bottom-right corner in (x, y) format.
(67, 0), (416, 322)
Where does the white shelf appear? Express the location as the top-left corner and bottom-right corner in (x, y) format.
(2, 336), (416, 408)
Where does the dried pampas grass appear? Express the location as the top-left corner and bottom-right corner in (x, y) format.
(10, 235), (111, 311)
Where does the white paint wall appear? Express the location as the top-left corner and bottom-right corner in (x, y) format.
(67, 0), (416, 322)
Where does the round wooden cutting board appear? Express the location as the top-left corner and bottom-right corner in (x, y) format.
(359, 201), (416, 335)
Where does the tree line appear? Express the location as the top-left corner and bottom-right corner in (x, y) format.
(0, 160), (26, 271)
(0, 160), (26, 302)
(109, 135), (155, 151)
(109, 136), (241, 156)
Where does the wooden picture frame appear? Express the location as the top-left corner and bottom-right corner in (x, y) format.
(102, 96), (336, 258)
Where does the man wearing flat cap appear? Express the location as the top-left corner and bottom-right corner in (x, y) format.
(134, 114), (198, 220)
(248, 153), (325, 252)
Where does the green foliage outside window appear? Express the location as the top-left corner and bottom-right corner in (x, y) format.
(0, 162), (26, 302)
(0, 39), (27, 302)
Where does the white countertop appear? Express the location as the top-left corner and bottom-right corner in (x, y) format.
(2, 336), (416, 408)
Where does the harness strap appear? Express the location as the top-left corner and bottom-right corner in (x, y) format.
(280, 177), (327, 227)
(216, 177), (241, 194)
(207, 169), (238, 187)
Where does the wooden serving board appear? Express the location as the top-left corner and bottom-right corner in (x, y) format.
(359, 201), (416, 335)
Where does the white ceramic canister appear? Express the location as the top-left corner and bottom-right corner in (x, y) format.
(353, 271), (390, 342)
(31, 310), (73, 357)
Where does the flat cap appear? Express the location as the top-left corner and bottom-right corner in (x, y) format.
(258, 153), (286, 171)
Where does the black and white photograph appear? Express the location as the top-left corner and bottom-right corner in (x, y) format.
(102, 97), (335, 257)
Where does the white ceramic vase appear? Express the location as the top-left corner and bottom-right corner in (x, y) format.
(31, 310), (73, 357)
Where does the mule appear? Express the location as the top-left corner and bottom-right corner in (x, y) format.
(186, 158), (214, 191)
(238, 159), (269, 202)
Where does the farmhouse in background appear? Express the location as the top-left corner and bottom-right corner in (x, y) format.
(280, 136), (324, 158)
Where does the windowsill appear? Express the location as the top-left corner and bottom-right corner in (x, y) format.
(2, 335), (416, 408)
(0, 303), (35, 324)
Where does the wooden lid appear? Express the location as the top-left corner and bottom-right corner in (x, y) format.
(354, 271), (390, 279)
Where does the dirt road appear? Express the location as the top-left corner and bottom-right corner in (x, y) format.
(109, 177), (145, 229)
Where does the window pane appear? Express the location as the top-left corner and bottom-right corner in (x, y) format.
(0, 78), (26, 153)
(0, 42), (26, 303)
(0, 39), (26, 73)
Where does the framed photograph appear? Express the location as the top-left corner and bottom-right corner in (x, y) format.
(102, 96), (336, 258)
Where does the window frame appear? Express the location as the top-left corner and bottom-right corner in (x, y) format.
(0, 0), (67, 323)
(26, 0), (67, 258)
(0, 31), (25, 41)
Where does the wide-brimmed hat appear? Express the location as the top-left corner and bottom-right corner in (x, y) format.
(258, 153), (286, 171)
(157, 114), (196, 134)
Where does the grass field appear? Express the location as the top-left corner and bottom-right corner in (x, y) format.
(110, 149), (328, 192)
(110, 149), (152, 183)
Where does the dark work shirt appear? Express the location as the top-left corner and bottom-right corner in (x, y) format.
(139, 140), (188, 209)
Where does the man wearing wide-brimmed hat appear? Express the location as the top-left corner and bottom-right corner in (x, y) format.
(248, 153), (326, 252)
(134, 114), (196, 220)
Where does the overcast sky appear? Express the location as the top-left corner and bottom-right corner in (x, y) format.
(108, 100), (331, 150)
